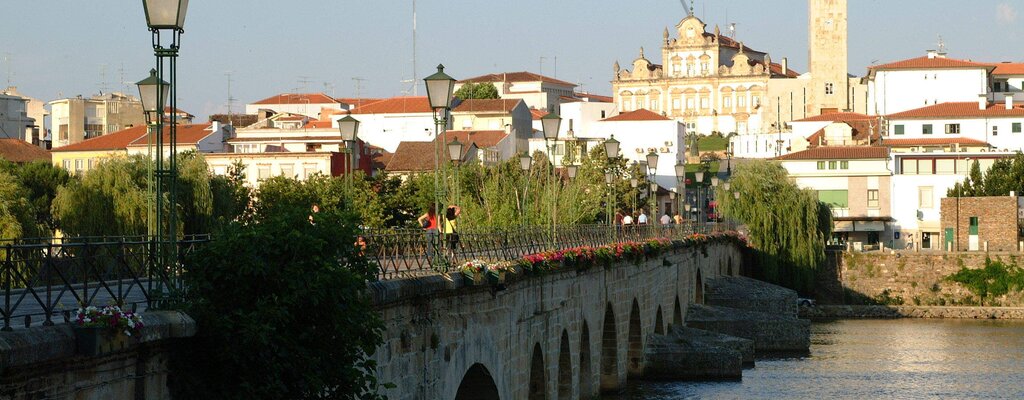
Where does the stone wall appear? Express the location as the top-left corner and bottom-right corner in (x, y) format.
(370, 242), (744, 400)
(836, 251), (1024, 307)
(939, 196), (1020, 252)
(0, 311), (196, 399)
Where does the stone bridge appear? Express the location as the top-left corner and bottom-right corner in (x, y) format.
(370, 241), (744, 399)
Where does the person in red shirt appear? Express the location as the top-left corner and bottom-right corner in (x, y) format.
(417, 208), (439, 264)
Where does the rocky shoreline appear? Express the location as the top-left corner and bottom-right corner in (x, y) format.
(801, 305), (1024, 320)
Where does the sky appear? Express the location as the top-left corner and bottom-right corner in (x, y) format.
(2, 1), (1022, 124)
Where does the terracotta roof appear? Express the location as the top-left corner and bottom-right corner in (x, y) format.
(883, 137), (989, 147)
(54, 123), (214, 152)
(275, 115), (308, 122)
(227, 136), (343, 143)
(575, 93), (613, 103)
(459, 71), (577, 87)
(440, 130), (508, 149)
(452, 99), (523, 113)
(794, 112), (876, 122)
(0, 139), (50, 163)
(350, 96), (432, 114)
(804, 118), (883, 148)
(887, 102), (1024, 119)
(559, 96), (583, 103)
(251, 93), (339, 105)
(992, 63), (1024, 75)
(601, 108), (670, 122)
(385, 142), (437, 172)
(767, 62), (800, 78)
(334, 98), (381, 107)
(775, 146), (888, 161)
(530, 109), (549, 120)
(869, 55), (993, 71)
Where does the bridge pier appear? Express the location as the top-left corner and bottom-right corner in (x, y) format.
(370, 242), (744, 399)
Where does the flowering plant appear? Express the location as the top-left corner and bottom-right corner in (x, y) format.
(489, 262), (513, 273)
(460, 259), (488, 274)
(74, 305), (144, 337)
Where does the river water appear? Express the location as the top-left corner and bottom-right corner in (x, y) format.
(606, 319), (1024, 399)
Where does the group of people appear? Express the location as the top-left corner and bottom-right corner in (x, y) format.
(615, 208), (686, 226)
(418, 205), (462, 264)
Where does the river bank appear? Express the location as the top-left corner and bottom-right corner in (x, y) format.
(800, 304), (1024, 319)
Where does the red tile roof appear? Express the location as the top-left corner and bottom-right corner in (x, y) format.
(385, 142), (437, 172)
(251, 93), (339, 105)
(883, 137), (989, 146)
(767, 62), (800, 78)
(226, 136), (344, 143)
(887, 102), (1024, 119)
(601, 108), (670, 122)
(794, 112), (876, 123)
(0, 139), (50, 163)
(804, 118), (883, 148)
(869, 55), (993, 71)
(54, 123), (214, 152)
(775, 146), (888, 161)
(302, 120), (334, 129)
(992, 63), (1024, 75)
(350, 96), (432, 114)
(459, 71), (577, 87)
(440, 130), (508, 149)
(575, 93), (614, 103)
(334, 98), (381, 108)
(452, 99), (523, 113)
(530, 109), (549, 120)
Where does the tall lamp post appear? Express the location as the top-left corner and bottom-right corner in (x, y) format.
(630, 177), (639, 219)
(541, 113), (561, 246)
(519, 152), (532, 226)
(447, 137), (464, 205)
(424, 64), (456, 268)
(604, 135), (620, 227)
(646, 150), (659, 222)
(674, 160), (686, 228)
(338, 115), (360, 188)
(693, 170), (705, 229)
(141, 0), (189, 283)
(136, 69), (169, 239)
(710, 176), (720, 225)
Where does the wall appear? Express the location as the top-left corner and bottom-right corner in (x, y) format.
(940, 196), (1020, 252)
(0, 311), (195, 399)
(836, 251), (1024, 307)
(371, 242), (743, 400)
(868, 68), (988, 115)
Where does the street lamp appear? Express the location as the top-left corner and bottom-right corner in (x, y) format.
(520, 152), (532, 226)
(338, 115), (360, 187)
(142, 0), (189, 286)
(604, 171), (615, 225)
(645, 150), (659, 220)
(566, 164), (578, 180)
(604, 135), (620, 227)
(604, 135), (620, 158)
(693, 170), (705, 227)
(424, 64), (456, 269)
(541, 113), (561, 246)
(447, 137), (464, 163)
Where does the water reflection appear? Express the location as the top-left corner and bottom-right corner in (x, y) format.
(606, 319), (1024, 399)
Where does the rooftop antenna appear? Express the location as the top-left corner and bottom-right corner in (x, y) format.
(296, 76), (314, 93)
(937, 35), (947, 53)
(729, 23), (737, 38)
(3, 52), (11, 88)
(98, 63), (110, 94)
(117, 62), (131, 93)
(352, 77), (367, 107)
(225, 71), (237, 123)
(323, 81), (336, 98)
(411, 0), (418, 95)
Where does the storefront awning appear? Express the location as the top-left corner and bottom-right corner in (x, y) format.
(834, 221), (854, 232)
(854, 221), (885, 232)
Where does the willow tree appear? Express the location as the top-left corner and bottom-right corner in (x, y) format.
(0, 170), (40, 240)
(717, 160), (831, 293)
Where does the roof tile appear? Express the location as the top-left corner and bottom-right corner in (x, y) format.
(775, 146), (888, 161)
(0, 139), (50, 163)
(452, 99), (523, 113)
(350, 97), (432, 114)
(888, 102), (1024, 119)
(869, 55), (993, 71)
(54, 124), (214, 152)
(601, 109), (670, 122)
(251, 93), (339, 105)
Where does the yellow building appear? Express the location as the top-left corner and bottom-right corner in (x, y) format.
(51, 123), (224, 174)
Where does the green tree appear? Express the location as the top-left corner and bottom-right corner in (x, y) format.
(717, 160), (831, 293)
(0, 160), (73, 234)
(453, 82), (499, 100)
(172, 177), (384, 399)
(0, 170), (39, 239)
(948, 154), (1024, 197)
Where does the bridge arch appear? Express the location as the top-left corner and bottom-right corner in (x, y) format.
(529, 343), (547, 400)
(654, 306), (664, 335)
(599, 303), (619, 392)
(627, 298), (644, 378)
(455, 363), (500, 400)
(673, 296), (683, 329)
(557, 330), (572, 399)
(728, 255), (734, 276)
(579, 321), (594, 398)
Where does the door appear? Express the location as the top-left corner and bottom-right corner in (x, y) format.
(944, 228), (954, 252)
(968, 217), (979, 251)
(922, 232), (932, 249)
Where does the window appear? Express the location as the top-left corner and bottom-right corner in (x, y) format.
(672, 99), (681, 110)
(867, 189), (879, 208)
(902, 159), (918, 174)
(922, 124), (933, 135)
(600, 111), (606, 118)
(828, 161), (837, 169)
(752, 96), (760, 107)
(1014, 122), (1021, 133)
(817, 161), (826, 170)
(303, 163), (319, 179)
(59, 125), (69, 141)
(969, 216), (979, 235)
(650, 100), (659, 111)
(686, 98), (695, 110)
(825, 82), (834, 95)
(700, 97), (709, 109)
(840, 161), (849, 169)
(701, 62), (709, 75)
(74, 159), (84, 174)
(62, 160), (71, 170)
(992, 126), (999, 136)
(894, 124), (905, 135)
(257, 165), (271, 180)
(918, 186), (934, 208)
(919, 160), (934, 174)
(945, 123), (960, 134)
(738, 97), (746, 108)
(936, 159), (955, 174)
(994, 82), (1003, 92)
(553, 144), (565, 156)
(723, 97), (732, 108)
(818, 190), (849, 208)
(280, 164), (294, 178)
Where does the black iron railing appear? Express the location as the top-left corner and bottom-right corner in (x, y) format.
(0, 235), (209, 330)
(365, 222), (724, 279)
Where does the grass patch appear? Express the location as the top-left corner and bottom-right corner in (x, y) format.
(697, 135), (729, 151)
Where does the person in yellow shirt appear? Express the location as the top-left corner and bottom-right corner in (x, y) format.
(442, 205), (462, 258)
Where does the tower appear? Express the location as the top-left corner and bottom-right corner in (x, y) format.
(808, 0), (848, 115)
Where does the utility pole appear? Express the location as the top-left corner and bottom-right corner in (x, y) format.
(225, 71), (237, 123)
(3, 53), (11, 88)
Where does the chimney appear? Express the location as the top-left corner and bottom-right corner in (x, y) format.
(781, 57), (788, 75)
(979, 94), (987, 111)
(927, 50), (938, 59)
(1006, 94), (1014, 110)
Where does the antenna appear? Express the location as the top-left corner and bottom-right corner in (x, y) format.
(937, 35), (947, 53)
(352, 77), (367, 107)
(680, 0), (693, 17)
(225, 71), (237, 123)
(3, 53), (13, 88)
(411, 0), (418, 95)
(98, 64), (110, 94)
(296, 76), (314, 93)
(323, 82), (336, 98)
(117, 63), (131, 93)
(729, 23), (737, 38)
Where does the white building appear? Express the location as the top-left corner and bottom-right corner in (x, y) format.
(991, 63), (1024, 103)
(245, 93), (347, 120)
(455, 71), (578, 113)
(48, 92), (145, 148)
(867, 51), (993, 116)
(2, 87), (47, 145)
(347, 97), (436, 153)
(450, 99), (532, 157)
(0, 92), (34, 141)
(885, 99), (1024, 152)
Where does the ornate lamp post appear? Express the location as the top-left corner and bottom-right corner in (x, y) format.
(604, 135), (620, 226)
(674, 160), (686, 229)
(519, 152), (532, 226)
(141, 0), (189, 288)
(338, 115), (360, 187)
(694, 170), (704, 228)
(447, 137), (464, 204)
(710, 176), (720, 224)
(630, 177), (638, 218)
(541, 113), (561, 245)
(136, 69), (168, 238)
(424, 64), (456, 268)
(645, 150), (659, 222)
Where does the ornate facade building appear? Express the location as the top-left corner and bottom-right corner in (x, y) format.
(612, 15), (797, 136)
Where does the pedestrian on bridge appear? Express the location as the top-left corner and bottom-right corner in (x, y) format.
(443, 205), (462, 258)
(418, 208), (439, 264)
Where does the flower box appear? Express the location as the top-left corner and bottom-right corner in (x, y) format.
(74, 326), (134, 356)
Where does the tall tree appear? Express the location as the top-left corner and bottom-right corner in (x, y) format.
(0, 160), (73, 234)
(453, 82), (499, 100)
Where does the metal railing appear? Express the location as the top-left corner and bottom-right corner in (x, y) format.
(365, 222), (725, 280)
(0, 235), (209, 330)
